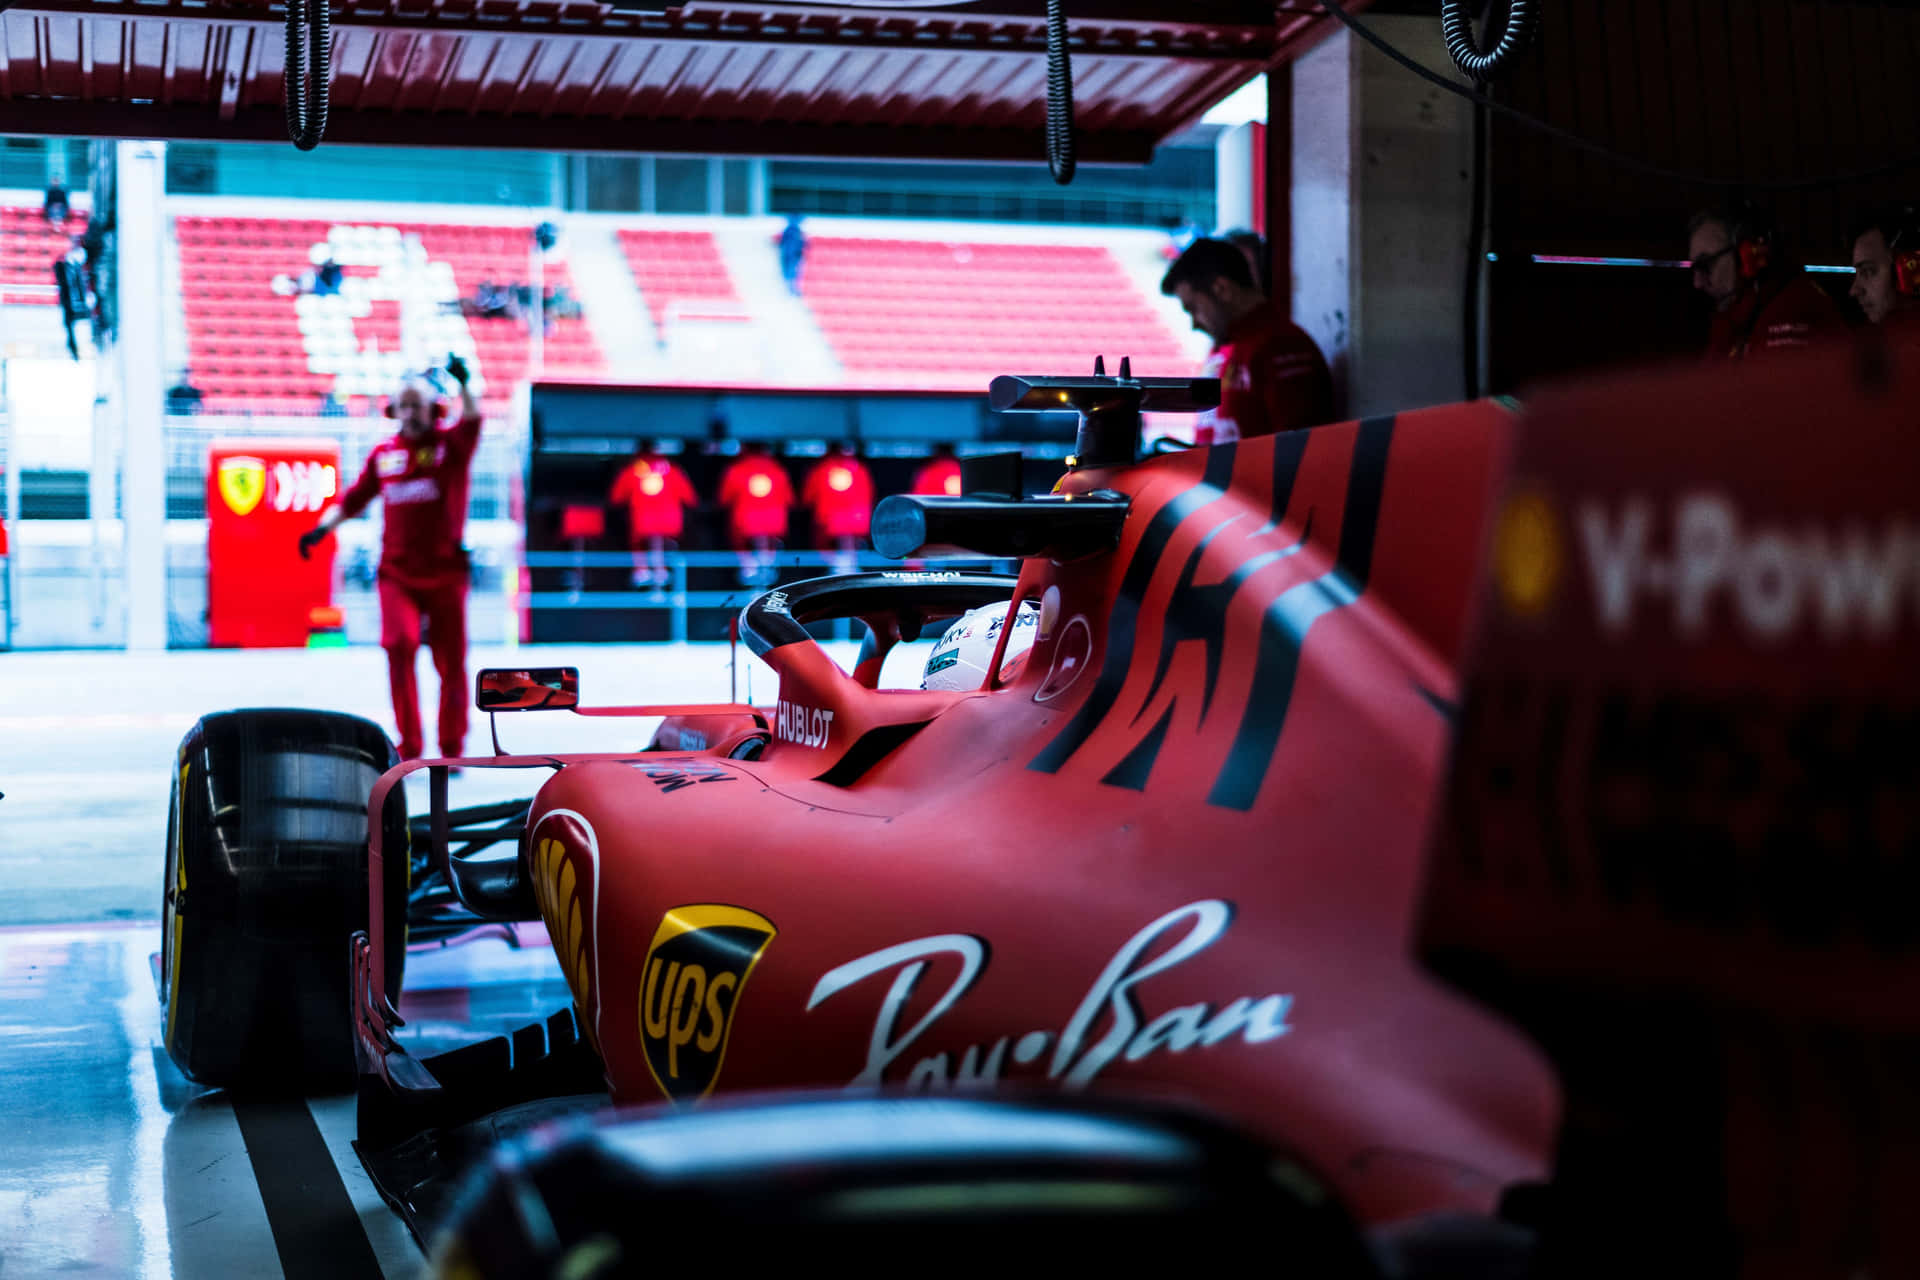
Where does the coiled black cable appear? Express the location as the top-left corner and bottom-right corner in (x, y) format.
(1440, 0), (1538, 81)
(1045, 0), (1076, 185)
(284, 0), (331, 152)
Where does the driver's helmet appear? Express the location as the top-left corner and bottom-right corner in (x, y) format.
(922, 600), (1040, 691)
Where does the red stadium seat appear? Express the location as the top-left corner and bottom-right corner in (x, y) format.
(792, 233), (1187, 385)
(616, 229), (740, 332)
(172, 211), (606, 404)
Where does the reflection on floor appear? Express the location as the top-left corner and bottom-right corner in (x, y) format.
(0, 920), (570, 1279)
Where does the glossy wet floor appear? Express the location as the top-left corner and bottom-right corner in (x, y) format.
(0, 919), (569, 1279)
(0, 639), (924, 1277)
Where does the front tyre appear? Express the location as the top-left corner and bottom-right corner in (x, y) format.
(161, 708), (408, 1091)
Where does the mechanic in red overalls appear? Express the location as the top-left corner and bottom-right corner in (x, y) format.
(1688, 207), (1844, 360)
(1161, 237), (1333, 445)
(910, 442), (963, 497)
(300, 357), (479, 761)
(607, 439), (695, 589)
(803, 441), (874, 575)
(718, 440), (794, 585)
(1848, 204), (1920, 342)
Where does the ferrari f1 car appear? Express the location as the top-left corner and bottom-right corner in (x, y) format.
(163, 366), (1572, 1262)
(164, 339), (1920, 1278)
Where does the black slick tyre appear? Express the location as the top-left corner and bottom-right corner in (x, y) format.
(161, 708), (409, 1091)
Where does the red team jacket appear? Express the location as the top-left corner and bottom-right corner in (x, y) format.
(911, 456), (963, 497)
(338, 412), (481, 588)
(719, 454), (795, 543)
(608, 456), (696, 541)
(803, 454), (875, 540)
(1879, 306), (1920, 348)
(1193, 302), (1334, 445)
(1706, 273), (1845, 361)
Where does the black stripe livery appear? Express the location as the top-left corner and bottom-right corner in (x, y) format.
(1028, 443), (1242, 775)
(1029, 418), (1396, 813)
(1208, 415), (1394, 809)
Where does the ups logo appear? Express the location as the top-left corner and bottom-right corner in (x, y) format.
(639, 904), (776, 1103)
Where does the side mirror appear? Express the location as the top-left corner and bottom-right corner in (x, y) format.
(475, 667), (579, 712)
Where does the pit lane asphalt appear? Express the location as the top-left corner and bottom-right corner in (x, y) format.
(1, 637), (930, 1280)
(0, 638), (894, 926)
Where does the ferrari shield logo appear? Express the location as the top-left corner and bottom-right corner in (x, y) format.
(639, 904), (776, 1103)
(216, 456), (267, 516)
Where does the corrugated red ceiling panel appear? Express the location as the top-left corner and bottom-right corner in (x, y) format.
(0, 0), (1347, 158)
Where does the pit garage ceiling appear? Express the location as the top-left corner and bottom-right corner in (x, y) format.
(0, 0), (1357, 159)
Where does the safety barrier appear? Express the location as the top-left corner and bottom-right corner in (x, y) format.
(520, 548), (1018, 643)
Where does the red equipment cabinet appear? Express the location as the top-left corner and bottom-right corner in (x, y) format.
(207, 439), (341, 648)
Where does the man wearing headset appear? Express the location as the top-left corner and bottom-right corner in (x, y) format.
(299, 355), (481, 761)
(1847, 205), (1920, 337)
(1688, 206), (1843, 360)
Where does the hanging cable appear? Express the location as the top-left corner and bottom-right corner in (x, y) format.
(284, 0), (331, 152)
(1440, 0), (1538, 81)
(1045, 0), (1076, 185)
(1463, 73), (1490, 400)
(1317, 0), (1920, 191)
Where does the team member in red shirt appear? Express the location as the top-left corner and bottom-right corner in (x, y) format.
(607, 440), (696, 589)
(1688, 207), (1844, 360)
(910, 443), (964, 497)
(1161, 237), (1333, 445)
(718, 441), (794, 585)
(803, 441), (875, 575)
(300, 357), (480, 761)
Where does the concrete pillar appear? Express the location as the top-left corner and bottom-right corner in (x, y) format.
(1289, 16), (1476, 420)
(1291, 31), (1357, 416)
(1353, 14), (1474, 416)
(1216, 121), (1260, 233)
(117, 139), (168, 651)
(90, 353), (117, 637)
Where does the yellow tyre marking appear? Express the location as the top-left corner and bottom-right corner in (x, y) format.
(164, 757), (188, 1049)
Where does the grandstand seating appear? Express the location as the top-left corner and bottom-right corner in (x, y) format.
(615, 228), (740, 333)
(141, 210), (1198, 411)
(2, 204), (87, 306)
(799, 238), (1191, 388)
(173, 214), (604, 415)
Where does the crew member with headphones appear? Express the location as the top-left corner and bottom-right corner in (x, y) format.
(300, 354), (481, 762)
(1847, 204), (1920, 336)
(1687, 204), (1844, 360)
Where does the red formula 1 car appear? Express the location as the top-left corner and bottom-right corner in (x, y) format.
(161, 370), (1558, 1267)
(164, 343), (1920, 1275)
